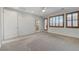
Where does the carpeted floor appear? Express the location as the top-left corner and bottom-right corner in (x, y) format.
(0, 32), (79, 51)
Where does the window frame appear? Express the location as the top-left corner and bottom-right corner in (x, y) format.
(66, 11), (79, 28)
(49, 14), (64, 28)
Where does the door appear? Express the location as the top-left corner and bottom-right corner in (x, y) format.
(3, 9), (18, 39)
(35, 19), (40, 32)
(18, 13), (35, 36)
(44, 18), (48, 31)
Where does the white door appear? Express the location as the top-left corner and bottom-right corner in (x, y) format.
(18, 13), (35, 36)
(4, 9), (18, 39)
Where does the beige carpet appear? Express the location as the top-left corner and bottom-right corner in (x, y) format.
(0, 32), (79, 51)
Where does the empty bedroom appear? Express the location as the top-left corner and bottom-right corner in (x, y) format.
(0, 7), (79, 51)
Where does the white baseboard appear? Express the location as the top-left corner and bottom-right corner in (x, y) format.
(2, 32), (37, 44)
(2, 38), (22, 44)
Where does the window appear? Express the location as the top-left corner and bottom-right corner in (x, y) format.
(49, 15), (64, 27)
(66, 12), (79, 28)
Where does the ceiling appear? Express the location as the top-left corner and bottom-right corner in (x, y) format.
(18, 7), (63, 16)
(8, 7), (79, 17)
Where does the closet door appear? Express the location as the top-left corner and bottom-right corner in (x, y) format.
(17, 13), (23, 36)
(22, 14), (35, 35)
(18, 13), (35, 36)
(4, 9), (18, 39)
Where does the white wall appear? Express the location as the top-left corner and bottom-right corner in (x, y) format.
(0, 7), (44, 40)
(0, 8), (2, 47)
(48, 8), (79, 38)
(48, 28), (79, 38)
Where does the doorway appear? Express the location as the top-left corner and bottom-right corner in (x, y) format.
(44, 18), (48, 31)
(35, 19), (40, 32)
